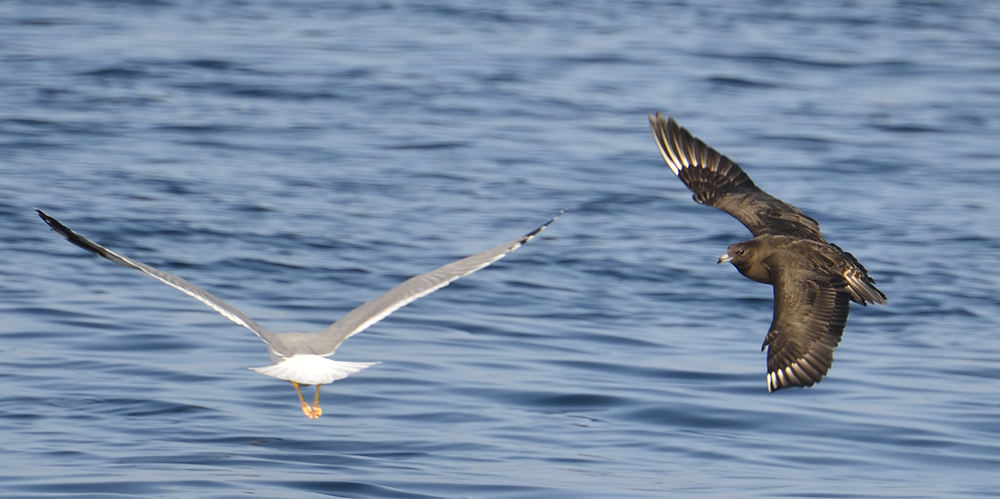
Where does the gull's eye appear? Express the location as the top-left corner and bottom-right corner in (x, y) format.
(736, 249), (745, 256)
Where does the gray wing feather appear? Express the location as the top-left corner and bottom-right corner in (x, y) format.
(305, 213), (560, 356)
(37, 210), (284, 349)
(649, 112), (824, 241)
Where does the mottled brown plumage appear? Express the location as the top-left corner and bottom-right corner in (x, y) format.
(649, 112), (886, 392)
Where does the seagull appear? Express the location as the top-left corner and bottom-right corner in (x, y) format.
(38, 209), (559, 418)
(648, 113), (886, 392)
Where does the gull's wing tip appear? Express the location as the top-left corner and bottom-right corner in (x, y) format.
(36, 210), (103, 254)
(36, 208), (54, 224)
(648, 111), (684, 177)
(523, 209), (565, 242)
(546, 208), (568, 226)
(648, 110), (675, 125)
(36, 209), (73, 238)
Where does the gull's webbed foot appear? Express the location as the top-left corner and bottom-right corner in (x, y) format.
(312, 384), (323, 418)
(292, 381), (321, 419)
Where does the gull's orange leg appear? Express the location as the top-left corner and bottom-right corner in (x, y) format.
(292, 381), (318, 419)
(312, 384), (322, 418)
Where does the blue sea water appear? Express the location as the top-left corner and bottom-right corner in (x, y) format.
(2, 1), (1000, 497)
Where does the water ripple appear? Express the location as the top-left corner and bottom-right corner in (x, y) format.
(2, 0), (1000, 497)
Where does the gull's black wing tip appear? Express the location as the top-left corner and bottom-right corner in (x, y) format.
(37, 209), (69, 236)
(524, 209), (566, 241)
(36, 209), (116, 259)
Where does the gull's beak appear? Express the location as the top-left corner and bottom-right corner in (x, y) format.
(718, 253), (732, 264)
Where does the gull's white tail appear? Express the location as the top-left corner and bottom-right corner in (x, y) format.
(251, 355), (378, 385)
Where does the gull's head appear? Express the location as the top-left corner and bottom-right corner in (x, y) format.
(719, 241), (754, 266)
(719, 240), (774, 284)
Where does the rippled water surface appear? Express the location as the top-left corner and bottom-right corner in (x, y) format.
(2, 1), (1000, 497)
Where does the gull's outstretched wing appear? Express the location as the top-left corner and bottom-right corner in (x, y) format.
(764, 268), (852, 393)
(37, 210), (284, 348)
(303, 213), (561, 356)
(649, 112), (825, 241)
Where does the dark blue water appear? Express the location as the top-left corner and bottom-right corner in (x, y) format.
(2, 1), (1000, 497)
